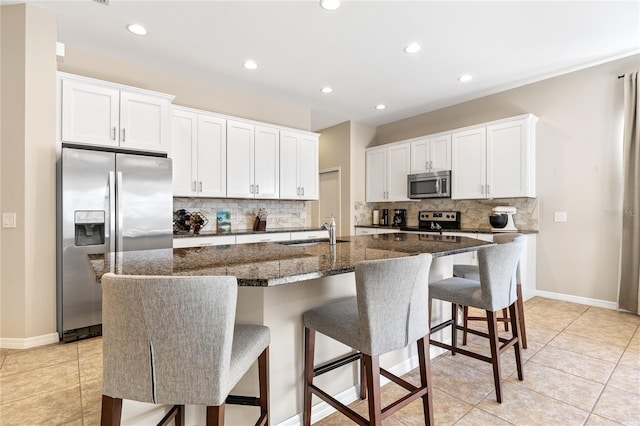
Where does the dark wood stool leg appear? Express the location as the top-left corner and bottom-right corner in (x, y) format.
(486, 310), (503, 403)
(303, 327), (315, 426)
(258, 348), (269, 426)
(451, 303), (458, 355)
(502, 308), (509, 331)
(206, 405), (224, 426)
(101, 395), (122, 426)
(516, 284), (528, 349)
(462, 305), (469, 345)
(359, 354), (367, 400)
(364, 354), (382, 426)
(417, 337), (434, 426)
(176, 405), (185, 426)
(510, 303), (524, 381)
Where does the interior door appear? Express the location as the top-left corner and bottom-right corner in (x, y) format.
(319, 169), (341, 235)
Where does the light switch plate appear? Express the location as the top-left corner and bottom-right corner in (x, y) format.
(554, 211), (567, 222)
(2, 213), (16, 228)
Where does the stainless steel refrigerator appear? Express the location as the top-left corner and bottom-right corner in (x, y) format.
(57, 146), (173, 342)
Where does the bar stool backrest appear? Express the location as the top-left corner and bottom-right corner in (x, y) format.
(101, 273), (238, 406)
(477, 241), (525, 311)
(493, 233), (526, 283)
(355, 254), (433, 356)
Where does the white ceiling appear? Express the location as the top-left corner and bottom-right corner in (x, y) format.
(25, 0), (640, 131)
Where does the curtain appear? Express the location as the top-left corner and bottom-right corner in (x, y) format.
(619, 71), (640, 314)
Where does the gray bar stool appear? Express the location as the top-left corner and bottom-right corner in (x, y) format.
(303, 254), (434, 425)
(430, 240), (524, 403)
(453, 233), (528, 348)
(100, 273), (270, 426)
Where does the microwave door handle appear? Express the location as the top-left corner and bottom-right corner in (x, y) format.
(435, 179), (440, 194)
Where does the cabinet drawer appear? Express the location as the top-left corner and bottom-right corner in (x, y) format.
(290, 230), (329, 240)
(173, 235), (236, 248)
(235, 232), (291, 244)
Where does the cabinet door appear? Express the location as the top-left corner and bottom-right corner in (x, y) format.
(430, 134), (452, 171)
(170, 109), (197, 197)
(280, 131), (300, 199)
(298, 134), (319, 200)
(198, 114), (227, 198)
(254, 125), (280, 199)
(452, 128), (486, 199)
(226, 120), (255, 198)
(120, 91), (169, 153)
(386, 143), (411, 201)
(487, 119), (531, 198)
(61, 79), (120, 147)
(365, 147), (387, 202)
(410, 138), (430, 173)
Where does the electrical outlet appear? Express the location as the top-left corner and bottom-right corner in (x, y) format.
(554, 211), (567, 222)
(2, 213), (16, 228)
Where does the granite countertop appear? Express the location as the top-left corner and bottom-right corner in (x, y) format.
(89, 233), (492, 287)
(173, 226), (325, 238)
(356, 224), (538, 234)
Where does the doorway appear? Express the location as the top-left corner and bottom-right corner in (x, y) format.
(313, 168), (342, 236)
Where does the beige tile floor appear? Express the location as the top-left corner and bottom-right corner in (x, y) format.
(0, 297), (638, 425)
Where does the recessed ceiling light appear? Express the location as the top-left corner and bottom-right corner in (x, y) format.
(321, 86), (333, 94)
(126, 24), (147, 36)
(375, 104), (386, 110)
(320, 0), (341, 10)
(404, 42), (421, 54)
(458, 74), (473, 82)
(243, 60), (258, 70)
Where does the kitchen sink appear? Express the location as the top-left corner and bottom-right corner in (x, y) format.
(276, 239), (350, 247)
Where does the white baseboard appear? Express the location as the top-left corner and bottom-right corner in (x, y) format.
(535, 290), (618, 310)
(277, 344), (449, 426)
(0, 332), (59, 349)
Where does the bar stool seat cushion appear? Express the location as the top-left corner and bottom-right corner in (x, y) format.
(304, 298), (360, 350)
(429, 277), (482, 309)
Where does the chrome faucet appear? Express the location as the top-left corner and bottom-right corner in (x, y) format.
(321, 215), (337, 245)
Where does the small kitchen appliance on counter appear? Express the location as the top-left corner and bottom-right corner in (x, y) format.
(392, 209), (407, 227)
(401, 211), (461, 232)
(490, 206), (518, 232)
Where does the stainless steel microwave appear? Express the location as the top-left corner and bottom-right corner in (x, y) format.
(407, 170), (451, 199)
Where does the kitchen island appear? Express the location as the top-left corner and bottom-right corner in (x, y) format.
(90, 234), (492, 425)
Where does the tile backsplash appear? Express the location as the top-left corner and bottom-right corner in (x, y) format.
(174, 198), (311, 232)
(355, 198), (538, 231)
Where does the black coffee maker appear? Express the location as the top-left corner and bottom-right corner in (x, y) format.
(392, 209), (407, 227)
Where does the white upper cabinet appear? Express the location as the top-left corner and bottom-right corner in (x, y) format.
(280, 131), (319, 200)
(451, 127), (487, 199)
(410, 134), (451, 173)
(171, 108), (226, 198)
(365, 142), (411, 202)
(452, 114), (537, 199)
(227, 120), (280, 199)
(60, 74), (172, 153)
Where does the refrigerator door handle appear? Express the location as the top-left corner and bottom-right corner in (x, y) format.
(116, 171), (124, 252)
(109, 171), (116, 253)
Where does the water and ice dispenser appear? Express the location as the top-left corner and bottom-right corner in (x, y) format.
(74, 210), (105, 246)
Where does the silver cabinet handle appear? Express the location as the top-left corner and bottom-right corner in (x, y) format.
(301, 187), (304, 196)
(487, 184), (490, 195)
(250, 184), (254, 194)
(297, 187), (300, 195)
(429, 160), (433, 170)
(426, 161), (429, 170)
(199, 181), (203, 191)
(256, 184), (259, 194)
(112, 127), (117, 141)
(192, 181), (197, 192)
(480, 184), (485, 195)
(121, 128), (126, 142)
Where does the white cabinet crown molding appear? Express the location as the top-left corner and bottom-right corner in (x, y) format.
(57, 72), (175, 101)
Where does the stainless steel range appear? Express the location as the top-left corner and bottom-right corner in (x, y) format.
(402, 210), (461, 232)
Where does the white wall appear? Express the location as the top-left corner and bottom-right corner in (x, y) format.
(375, 54), (640, 303)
